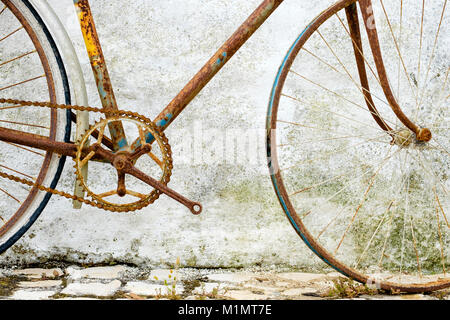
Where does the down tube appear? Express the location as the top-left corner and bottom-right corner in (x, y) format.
(153, 0), (284, 132)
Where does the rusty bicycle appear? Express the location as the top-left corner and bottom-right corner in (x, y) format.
(0, 0), (448, 292)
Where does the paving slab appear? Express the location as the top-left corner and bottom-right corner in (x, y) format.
(61, 280), (122, 297)
(12, 268), (63, 279)
(206, 272), (257, 283)
(18, 280), (63, 289)
(0, 265), (447, 300)
(66, 265), (126, 280)
(10, 290), (56, 300)
(123, 281), (184, 296)
(223, 289), (271, 300)
(277, 272), (329, 283)
(282, 287), (317, 296)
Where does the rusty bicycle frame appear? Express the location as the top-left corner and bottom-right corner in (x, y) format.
(0, 0), (433, 214)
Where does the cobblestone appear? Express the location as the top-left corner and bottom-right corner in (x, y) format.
(61, 280), (122, 297)
(0, 265), (447, 300)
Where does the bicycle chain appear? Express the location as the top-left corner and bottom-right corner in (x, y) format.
(0, 98), (173, 213)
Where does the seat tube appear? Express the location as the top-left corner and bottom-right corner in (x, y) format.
(73, 0), (128, 150)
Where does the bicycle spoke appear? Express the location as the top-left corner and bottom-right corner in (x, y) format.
(409, 214), (422, 277)
(0, 74), (45, 92)
(354, 147), (411, 269)
(334, 13), (383, 89)
(0, 26), (23, 43)
(1, 141), (45, 157)
(0, 119), (49, 130)
(302, 38), (393, 116)
(417, 0), (447, 109)
(0, 164), (35, 180)
(0, 104), (26, 110)
(277, 119), (355, 136)
(414, 150), (448, 195)
(0, 50), (37, 68)
(416, 0), (425, 103)
(279, 131), (391, 148)
(433, 187), (450, 228)
(301, 47), (345, 76)
(281, 133), (388, 172)
(334, 144), (397, 254)
(318, 18), (396, 131)
(300, 163), (382, 220)
(289, 171), (348, 197)
(281, 92), (397, 130)
(316, 27), (392, 116)
(0, 186), (21, 204)
(437, 67), (450, 102)
(399, 172), (410, 275)
(311, 159), (400, 234)
(317, 205), (348, 239)
(377, 148), (410, 268)
(276, 119), (371, 140)
(301, 144), (402, 234)
(353, 200), (395, 269)
(433, 187), (448, 275)
(377, 209), (395, 268)
(288, 70), (398, 129)
(379, 0), (419, 107)
(396, 0), (404, 104)
(0, 5), (6, 16)
(429, 140), (450, 157)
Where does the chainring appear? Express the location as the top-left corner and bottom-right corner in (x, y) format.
(74, 113), (173, 212)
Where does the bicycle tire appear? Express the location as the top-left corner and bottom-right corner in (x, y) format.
(268, 0), (449, 292)
(0, 0), (71, 254)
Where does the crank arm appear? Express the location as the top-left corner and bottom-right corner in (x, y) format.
(79, 137), (202, 215)
(125, 165), (202, 215)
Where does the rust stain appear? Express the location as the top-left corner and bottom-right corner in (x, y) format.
(74, 0), (128, 150)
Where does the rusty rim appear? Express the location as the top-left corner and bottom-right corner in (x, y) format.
(268, 0), (449, 292)
(0, 0), (58, 238)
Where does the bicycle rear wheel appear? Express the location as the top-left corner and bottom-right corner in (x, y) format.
(0, 0), (71, 253)
(268, 0), (449, 292)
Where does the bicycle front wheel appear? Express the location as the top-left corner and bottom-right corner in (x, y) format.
(0, 0), (71, 253)
(268, 0), (449, 292)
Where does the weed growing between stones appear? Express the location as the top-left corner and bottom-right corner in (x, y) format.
(324, 277), (385, 298)
(153, 257), (182, 299)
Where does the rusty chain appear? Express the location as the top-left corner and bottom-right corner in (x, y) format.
(0, 98), (173, 213)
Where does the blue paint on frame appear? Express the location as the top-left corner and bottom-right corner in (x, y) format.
(266, 19), (350, 277)
(117, 138), (128, 149)
(156, 113), (173, 128)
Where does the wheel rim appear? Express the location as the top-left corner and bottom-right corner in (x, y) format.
(0, 1), (62, 242)
(268, 0), (449, 292)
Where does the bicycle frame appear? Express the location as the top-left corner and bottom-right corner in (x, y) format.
(74, 0), (286, 152)
(0, 0), (430, 158)
(0, 0), (432, 211)
(1, 0), (284, 154)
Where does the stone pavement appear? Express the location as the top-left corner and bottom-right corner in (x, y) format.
(0, 265), (448, 300)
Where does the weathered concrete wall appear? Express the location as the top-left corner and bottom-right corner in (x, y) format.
(3, 0), (448, 276)
(2, 0), (336, 269)
(4, 0), (449, 276)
